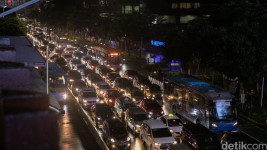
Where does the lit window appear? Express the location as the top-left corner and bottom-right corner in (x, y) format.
(180, 2), (191, 9)
(194, 3), (200, 8)
(134, 6), (139, 12)
(122, 5), (132, 14)
(172, 3), (178, 9)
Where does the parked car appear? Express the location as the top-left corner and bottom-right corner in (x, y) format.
(103, 89), (122, 107)
(113, 78), (133, 93)
(90, 103), (114, 128)
(78, 88), (99, 107)
(114, 97), (136, 120)
(105, 72), (120, 87)
(124, 86), (144, 104)
(158, 114), (183, 138)
(139, 99), (164, 118)
(123, 70), (139, 81)
(63, 47), (76, 54)
(95, 82), (110, 98)
(140, 119), (176, 150)
(133, 75), (151, 91)
(125, 107), (148, 134)
(102, 119), (131, 149)
(220, 132), (260, 145)
(181, 124), (220, 150)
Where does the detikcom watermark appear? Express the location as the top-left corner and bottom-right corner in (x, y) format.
(222, 142), (267, 150)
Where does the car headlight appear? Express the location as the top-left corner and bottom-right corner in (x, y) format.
(233, 122), (238, 126)
(173, 141), (177, 145)
(170, 129), (173, 133)
(83, 100), (87, 103)
(96, 99), (99, 102)
(75, 88), (78, 91)
(100, 90), (103, 94)
(97, 117), (101, 120)
(63, 94), (67, 99)
(212, 123), (218, 128)
(109, 99), (112, 102)
(135, 124), (141, 128)
(152, 94), (155, 97)
(111, 138), (115, 142)
(127, 137), (130, 141)
(149, 112), (153, 115)
(148, 115), (151, 118)
(155, 143), (161, 146)
(132, 98), (136, 102)
(161, 111), (164, 114)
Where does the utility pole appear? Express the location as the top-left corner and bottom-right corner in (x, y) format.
(261, 76), (264, 108)
(46, 46), (49, 94)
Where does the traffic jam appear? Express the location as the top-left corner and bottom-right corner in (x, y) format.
(26, 22), (259, 150)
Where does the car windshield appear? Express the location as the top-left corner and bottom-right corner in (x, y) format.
(152, 128), (172, 138)
(196, 135), (217, 145)
(108, 91), (121, 97)
(133, 91), (144, 97)
(77, 65), (86, 69)
(72, 60), (81, 64)
(64, 55), (72, 58)
(84, 57), (91, 60)
(167, 119), (182, 127)
(133, 114), (148, 121)
(110, 126), (127, 135)
(91, 61), (98, 65)
(100, 85), (110, 89)
(123, 103), (136, 109)
(83, 92), (96, 97)
(211, 101), (236, 121)
(109, 73), (120, 79)
(97, 109), (113, 119)
(147, 102), (161, 110)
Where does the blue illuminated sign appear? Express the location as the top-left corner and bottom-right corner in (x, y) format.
(151, 40), (165, 47)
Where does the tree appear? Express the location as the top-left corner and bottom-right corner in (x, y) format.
(0, 17), (26, 36)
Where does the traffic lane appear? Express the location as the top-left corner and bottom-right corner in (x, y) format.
(58, 97), (101, 150)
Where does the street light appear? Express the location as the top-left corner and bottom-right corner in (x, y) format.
(2, 6), (7, 13)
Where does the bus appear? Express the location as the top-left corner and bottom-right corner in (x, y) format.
(48, 62), (68, 104)
(163, 75), (238, 133)
(54, 34), (68, 49)
(91, 46), (122, 69)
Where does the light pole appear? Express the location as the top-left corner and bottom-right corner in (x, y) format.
(46, 46), (49, 94)
(2, 6), (7, 14)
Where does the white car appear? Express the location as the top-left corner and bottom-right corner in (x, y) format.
(158, 114), (183, 138)
(140, 119), (177, 150)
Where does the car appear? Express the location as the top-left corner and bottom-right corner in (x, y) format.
(78, 88), (99, 107)
(78, 47), (88, 54)
(62, 53), (72, 63)
(95, 65), (106, 74)
(181, 124), (220, 150)
(158, 114), (183, 138)
(81, 55), (92, 65)
(123, 70), (139, 81)
(124, 86), (144, 104)
(140, 119), (176, 150)
(67, 70), (82, 86)
(133, 75), (151, 91)
(87, 59), (99, 71)
(95, 82), (110, 98)
(63, 47), (76, 54)
(102, 119), (131, 149)
(85, 73), (103, 87)
(99, 67), (112, 79)
(167, 144), (193, 150)
(74, 64), (87, 75)
(71, 80), (87, 96)
(143, 84), (162, 99)
(113, 78), (133, 93)
(125, 107), (148, 134)
(72, 51), (84, 60)
(90, 103), (114, 129)
(114, 97), (136, 120)
(105, 72), (120, 87)
(103, 89), (122, 107)
(220, 132), (260, 145)
(139, 99), (164, 118)
(68, 59), (81, 70)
